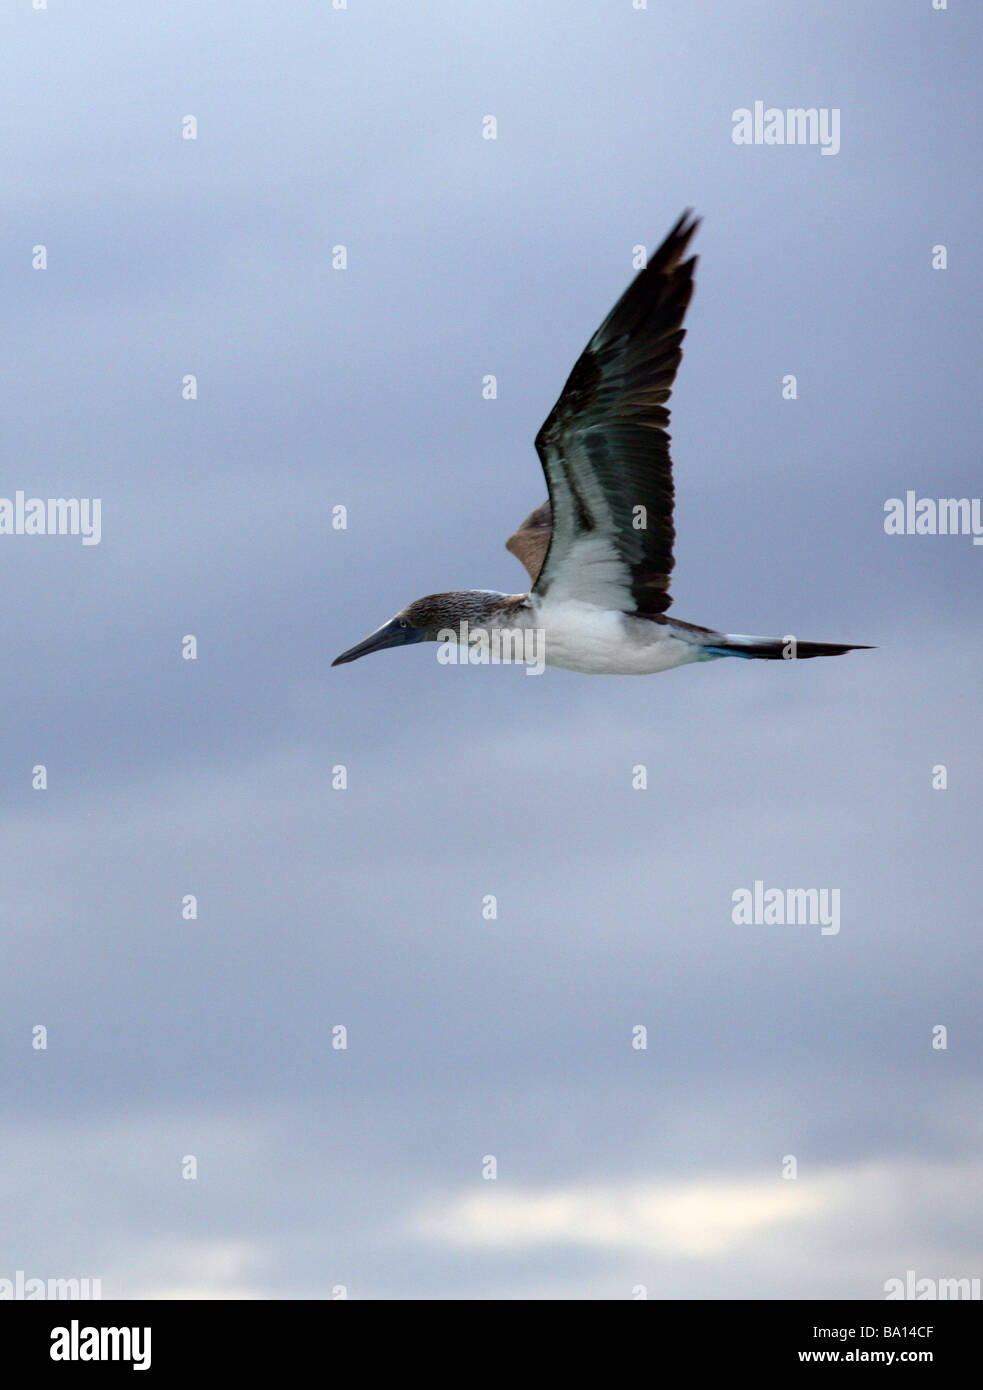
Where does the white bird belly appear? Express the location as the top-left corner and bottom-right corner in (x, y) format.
(533, 602), (708, 675)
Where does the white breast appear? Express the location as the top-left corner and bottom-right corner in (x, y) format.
(532, 599), (706, 675)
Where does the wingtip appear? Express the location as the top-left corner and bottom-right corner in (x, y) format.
(650, 211), (701, 270)
(674, 208), (702, 236)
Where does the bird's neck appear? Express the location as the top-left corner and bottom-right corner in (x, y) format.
(444, 591), (532, 628)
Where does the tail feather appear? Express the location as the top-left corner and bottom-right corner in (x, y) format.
(706, 635), (872, 661)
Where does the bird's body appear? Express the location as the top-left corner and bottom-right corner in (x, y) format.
(457, 593), (715, 675)
(333, 214), (869, 675)
(531, 602), (703, 676)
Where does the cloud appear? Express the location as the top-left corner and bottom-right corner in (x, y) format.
(118, 1241), (265, 1301)
(415, 1173), (825, 1257)
(413, 1160), (983, 1297)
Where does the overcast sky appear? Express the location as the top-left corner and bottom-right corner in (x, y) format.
(1, 0), (980, 1299)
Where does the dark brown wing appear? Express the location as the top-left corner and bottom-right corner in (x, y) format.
(529, 212), (699, 613)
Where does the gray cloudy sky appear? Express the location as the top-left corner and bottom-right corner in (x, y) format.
(1, 0), (981, 1299)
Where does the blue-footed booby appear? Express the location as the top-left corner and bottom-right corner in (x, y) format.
(333, 213), (869, 675)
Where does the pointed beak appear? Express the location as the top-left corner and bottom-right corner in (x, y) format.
(331, 617), (424, 666)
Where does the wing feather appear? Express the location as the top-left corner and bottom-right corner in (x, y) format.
(526, 212), (699, 613)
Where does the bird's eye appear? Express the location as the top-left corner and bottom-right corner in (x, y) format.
(399, 619), (408, 629)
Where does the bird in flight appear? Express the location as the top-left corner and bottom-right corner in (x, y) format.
(333, 213), (868, 675)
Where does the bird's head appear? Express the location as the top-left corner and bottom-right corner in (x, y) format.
(331, 593), (484, 666)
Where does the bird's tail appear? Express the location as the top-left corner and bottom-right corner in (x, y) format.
(704, 635), (872, 660)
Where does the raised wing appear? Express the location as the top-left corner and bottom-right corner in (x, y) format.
(528, 211), (699, 613)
